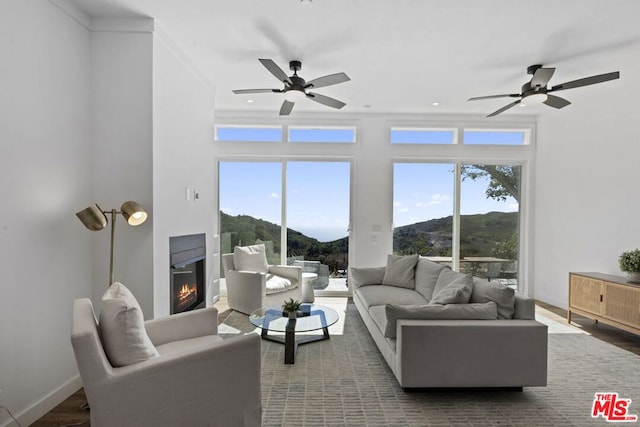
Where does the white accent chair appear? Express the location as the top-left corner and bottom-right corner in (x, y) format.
(70, 298), (262, 427)
(222, 244), (302, 315)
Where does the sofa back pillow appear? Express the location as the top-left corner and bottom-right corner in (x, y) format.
(350, 266), (386, 288)
(233, 244), (269, 273)
(381, 254), (419, 289)
(414, 257), (446, 301)
(470, 277), (516, 319)
(430, 268), (473, 305)
(384, 302), (498, 338)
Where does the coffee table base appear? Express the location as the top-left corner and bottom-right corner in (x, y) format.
(260, 318), (330, 364)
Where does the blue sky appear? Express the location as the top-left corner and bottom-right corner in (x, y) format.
(219, 161), (350, 242)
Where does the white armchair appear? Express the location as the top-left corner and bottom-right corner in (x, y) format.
(70, 298), (262, 427)
(222, 244), (302, 315)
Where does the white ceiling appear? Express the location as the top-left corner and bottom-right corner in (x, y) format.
(73, 0), (640, 118)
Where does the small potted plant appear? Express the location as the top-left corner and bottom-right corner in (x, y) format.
(619, 248), (640, 283)
(282, 298), (302, 318)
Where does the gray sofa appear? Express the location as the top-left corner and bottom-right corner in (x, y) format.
(350, 255), (548, 390)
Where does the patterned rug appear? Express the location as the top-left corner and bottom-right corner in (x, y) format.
(219, 299), (640, 426)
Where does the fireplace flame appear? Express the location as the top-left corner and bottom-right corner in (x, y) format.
(177, 283), (197, 307)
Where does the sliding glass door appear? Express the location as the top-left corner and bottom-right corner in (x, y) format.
(219, 160), (351, 295)
(393, 162), (521, 289)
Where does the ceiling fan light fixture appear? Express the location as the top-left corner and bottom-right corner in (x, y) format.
(285, 89), (306, 103)
(524, 93), (548, 105)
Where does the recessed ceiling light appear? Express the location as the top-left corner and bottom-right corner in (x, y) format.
(432, 102), (440, 106)
(247, 99), (254, 103)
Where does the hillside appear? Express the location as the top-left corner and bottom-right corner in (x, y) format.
(220, 210), (518, 267)
(393, 211), (518, 257)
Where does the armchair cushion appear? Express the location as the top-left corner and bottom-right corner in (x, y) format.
(265, 274), (294, 294)
(233, 244), (269, 273)
(98, 282), (159, 367)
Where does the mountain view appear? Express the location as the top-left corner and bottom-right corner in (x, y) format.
(220, 210), (518, 273)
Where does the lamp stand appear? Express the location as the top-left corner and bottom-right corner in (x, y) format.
(109, 209), (117, 287)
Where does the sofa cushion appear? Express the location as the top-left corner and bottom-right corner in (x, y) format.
(265, 274), (295, 295)
(233, 244), (268, 273)
(355, 285), (428, 309)
(99, 282), (159, 367)
(368, 305), (389, 336)
(430, 269), (473, 304)
(384, 302), (498, 338)
(350, 266), (386, 287)
(471, 277), (516, 319)
(414, 257), (446, 301)
(381, 254), (419, 289)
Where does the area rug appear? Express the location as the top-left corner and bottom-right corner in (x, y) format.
(219, 300), (640, 426)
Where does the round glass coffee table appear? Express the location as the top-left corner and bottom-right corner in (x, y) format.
(249, 304), (339, 364)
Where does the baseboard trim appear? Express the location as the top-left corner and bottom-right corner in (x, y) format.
(6, 375), (83, 427)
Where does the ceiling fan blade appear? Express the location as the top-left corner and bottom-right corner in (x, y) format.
(531, 67), (555, 87)
(305, 72), (351, 89)
(487, 100), (521, 117)
(232, 88), (281, 94)
(543, 94), (571, 109)
(550, 71), (620, 92)
(468, 94), (520, 101)
(307, 92), (346, 109)
(259, 58), (292, 84)
(279, 100), (295, 116)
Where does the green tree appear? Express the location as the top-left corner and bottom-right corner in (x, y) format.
(461, 165), (521, 203)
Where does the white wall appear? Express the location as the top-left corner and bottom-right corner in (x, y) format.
(534, 68), (640, 307)
(151, 28), (217, 317)
(90, 22), (155, 316)
(0, 1), (91, 425)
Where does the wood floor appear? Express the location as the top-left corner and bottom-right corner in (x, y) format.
(28, 299), (640, 427)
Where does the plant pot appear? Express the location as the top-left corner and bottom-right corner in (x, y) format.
(626, 272), (640, 283)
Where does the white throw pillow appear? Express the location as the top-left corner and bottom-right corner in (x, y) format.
(381, 254), (419, 289)
(233, 244), (269, 273)
(99, 282), (159, 367)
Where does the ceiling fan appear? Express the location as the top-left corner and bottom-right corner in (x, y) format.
(233, 59), (350, 115)
(468, 64), (620, 117)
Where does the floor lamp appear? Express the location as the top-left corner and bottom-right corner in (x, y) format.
(76, 201), (148, 287)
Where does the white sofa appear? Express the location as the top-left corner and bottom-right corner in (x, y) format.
(350, 255), (548, 390)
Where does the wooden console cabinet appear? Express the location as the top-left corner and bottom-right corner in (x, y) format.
(568, 272), (640, 336)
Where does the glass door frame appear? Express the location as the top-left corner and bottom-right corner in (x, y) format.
(217, 156), (354, 297)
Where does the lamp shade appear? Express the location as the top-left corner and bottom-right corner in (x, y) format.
(120, 201), (147, 226)
(76, 205), (108, 231)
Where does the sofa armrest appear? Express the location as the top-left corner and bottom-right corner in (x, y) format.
(513, 295), (536, 319)
(145, 307), (218, 346)
(349, 266), (386, 290)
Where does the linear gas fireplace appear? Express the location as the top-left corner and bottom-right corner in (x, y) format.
(170, 233), (206, 314)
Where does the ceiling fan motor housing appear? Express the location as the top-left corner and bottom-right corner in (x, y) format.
(521, 81), (547, 97)
(289, 60), (302, 72)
